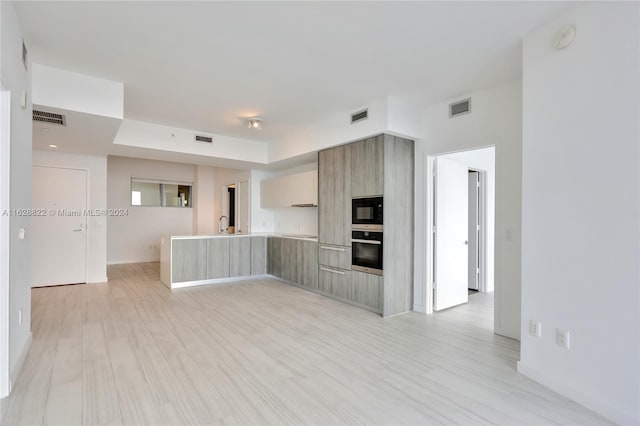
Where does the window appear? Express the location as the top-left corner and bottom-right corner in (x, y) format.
(130, 178), (192, 208)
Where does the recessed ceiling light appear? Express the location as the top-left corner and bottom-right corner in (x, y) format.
(48, 144), (57, 148)
(247, 118), (262, 130)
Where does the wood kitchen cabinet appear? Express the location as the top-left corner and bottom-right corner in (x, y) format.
(250, 236), (267, 275)
(351, 270), (383, 313)
(207, 238), (230, 279)
(350, 135), (384, 197)
(300, 240), (318, 289)
(316, 134), (414, 317)
(267, 237), (282, 277)
(318, 144), (351, 247)
(171, 239), (207, 283)
(319, 266), (351, 300)
(268, 237), (318, 289)
(229, 236), (251, 277)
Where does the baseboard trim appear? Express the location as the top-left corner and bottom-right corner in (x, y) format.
(0, 392), (9, 424)
(107, 259), (159, 266)
(170, 274), (270, 290)
(9, 332), (32, 392)
(87, 276), (108, 284)
(412, 303), (427, 313)
(516, 361), (637, 425)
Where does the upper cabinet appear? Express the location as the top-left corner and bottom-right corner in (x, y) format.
(350, 135), (384, 197)
(318, 144), (352, 246)
(261, 170), (318, 208)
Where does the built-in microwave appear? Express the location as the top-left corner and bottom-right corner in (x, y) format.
(352, 196), (383, 227)
(351, 227), (383, 275)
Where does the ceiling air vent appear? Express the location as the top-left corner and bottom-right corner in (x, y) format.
(195, 135), (213, 143)
(33, 110), (66, 126)
(449, 98), (471, 118)
(351, 109), (368, 124)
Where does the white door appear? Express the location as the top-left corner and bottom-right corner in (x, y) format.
(468, 171), (480, 291)
(31, 166), (87, 287)
(236, 180), (250, 234)
(434, 157), (469, 310)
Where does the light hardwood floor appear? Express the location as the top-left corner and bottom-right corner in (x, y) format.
(3, 263), (610, 425)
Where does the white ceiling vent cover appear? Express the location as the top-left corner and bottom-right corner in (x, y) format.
(449, 98), (471, 118)
(33, 110), (66, 126)
(351, 109), (368, 124)
(195, 135), (213, 143)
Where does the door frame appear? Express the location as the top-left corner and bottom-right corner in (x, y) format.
(31, 165), (89, 286)
(424, 146), (494, 315)
(1, 87), (11, 399)
(468, 167), (488, 293)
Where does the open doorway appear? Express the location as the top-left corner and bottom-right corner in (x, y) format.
(431, 147), (495, 316)
(220, 180), (250, 234)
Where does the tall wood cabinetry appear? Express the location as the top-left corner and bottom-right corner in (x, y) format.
(318, 134), (414, 317)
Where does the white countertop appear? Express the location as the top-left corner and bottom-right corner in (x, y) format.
(167, 233), (318, 242)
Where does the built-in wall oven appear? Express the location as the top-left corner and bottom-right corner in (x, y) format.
(351, 225), (383, 275)
(352, 196), (383, 228)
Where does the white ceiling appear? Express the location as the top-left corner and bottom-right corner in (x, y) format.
(16, 1), (575, 149)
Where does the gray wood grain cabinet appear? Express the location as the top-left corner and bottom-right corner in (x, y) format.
(172, 239), (208, 283)
(351, 135), (384, 197)
(316, 134), (414, 317)
(318, 144), (352, 247)
(229, 237), (251, 277)
(351, 270), (383, 313)
(319, 266), (351, 300)
(267, 237), (281, 277)
(300, 240), (318, 289)
(207, 238), (230, 279)
(250, 236), (267, 275)
(267, 237), (318, 289)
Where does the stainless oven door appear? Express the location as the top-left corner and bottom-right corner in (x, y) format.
(351, 231), (383, 275)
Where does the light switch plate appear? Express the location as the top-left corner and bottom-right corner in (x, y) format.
(20, 90), (27, 109)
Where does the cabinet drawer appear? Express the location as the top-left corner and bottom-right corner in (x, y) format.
(318, 266), (351, 300)
(350, 270), (383, 313)
(318, 244), (351, 270)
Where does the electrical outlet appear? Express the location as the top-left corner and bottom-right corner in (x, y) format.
(556, 329), (571, 349)
(529, 320), (541, 338)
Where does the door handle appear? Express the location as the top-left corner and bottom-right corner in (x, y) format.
(320, 267), (346, 275)
(351, 239), (381, 245)
(464, 241), (469, 245)
(73, 224), (85, 232)
(320, 245), (346, 252)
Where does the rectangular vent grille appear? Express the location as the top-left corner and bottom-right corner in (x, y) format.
(33, 110), (66, 126)
(449, 99), (471, 118)
(351, 109), (368, 124)
(195, 135), (213, 143)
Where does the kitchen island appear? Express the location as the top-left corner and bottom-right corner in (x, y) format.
(160, 233), (318, 289)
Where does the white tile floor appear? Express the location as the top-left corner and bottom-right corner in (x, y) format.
(2, 263), (610, 425)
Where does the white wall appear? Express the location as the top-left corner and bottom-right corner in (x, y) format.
(415, 79), (522, 340)
(0, 0), (32, 406)
(33, 150), (107, 283)
(114, 120), (268, 165)
(267, 98), (390, 163)
(32, 63), (123, 119)
(439, 147), (495, 292)
(194, 165), (215, 234)
(519, 3), (639, 424)
(107, 156), (195, 264)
